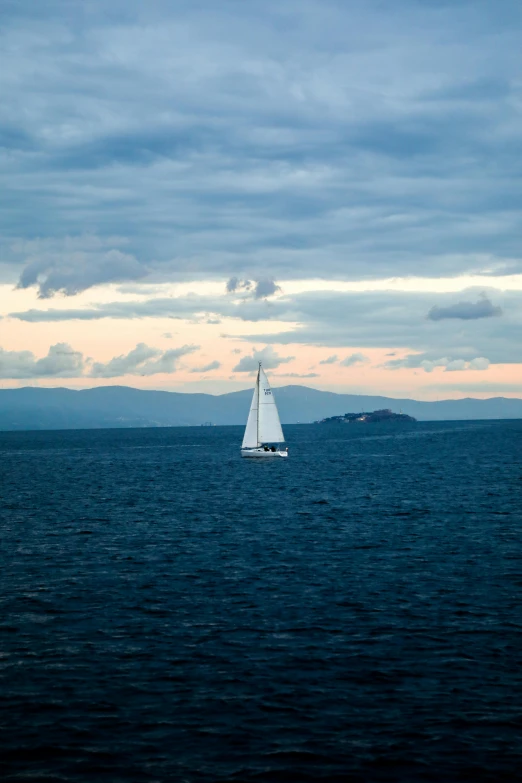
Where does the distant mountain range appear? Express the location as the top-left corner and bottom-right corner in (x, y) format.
(0, 385), (521, 431)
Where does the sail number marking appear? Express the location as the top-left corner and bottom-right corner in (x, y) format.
(264, 389), (272, 395)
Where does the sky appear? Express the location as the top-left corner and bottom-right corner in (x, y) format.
(1, 0), (522, 399)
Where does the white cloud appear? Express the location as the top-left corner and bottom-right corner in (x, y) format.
(402, 356), (491, 373)
(444, 359), (468, 372)
(189, 360), (221, 373)
(341, 353), (369, 367)
(90, 343), (198, 377)
(0, 341), (201, 379)
(232, 345), (294, 372)
(319, 354), (338, 364)
(468, 357), (490, 371)
(0, 343), (84, 379)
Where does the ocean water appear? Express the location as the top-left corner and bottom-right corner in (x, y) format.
(1, 420), (522, 782)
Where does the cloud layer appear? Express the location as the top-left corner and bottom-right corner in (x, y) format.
(8, 286), (521, 366)
(2, 0), (521, 395)
(2, 0), (522, 295)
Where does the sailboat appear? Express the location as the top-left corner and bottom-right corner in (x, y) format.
(241, 363), (288, 458)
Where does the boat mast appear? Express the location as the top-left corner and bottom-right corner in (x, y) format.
(257, 362), (261, 447)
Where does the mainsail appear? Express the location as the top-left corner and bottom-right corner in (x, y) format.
(258, 366), (284, 443)
(242, 365), (284, 448)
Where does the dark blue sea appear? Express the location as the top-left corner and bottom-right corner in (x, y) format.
(1, 420), (522, 782)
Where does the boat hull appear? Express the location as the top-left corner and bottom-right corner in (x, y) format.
(241, 448), (288, 458)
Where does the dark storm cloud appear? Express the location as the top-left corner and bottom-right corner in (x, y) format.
(1, 0), (522, 294)
(428, 295), (503, 321)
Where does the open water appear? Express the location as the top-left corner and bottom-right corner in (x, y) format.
(1, 420), (522, 782)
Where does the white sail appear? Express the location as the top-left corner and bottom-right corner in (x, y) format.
(242, 375), (259, 448)
(258, 366), (284, 444)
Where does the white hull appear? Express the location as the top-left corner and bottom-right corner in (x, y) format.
(241, 448), (288, 458)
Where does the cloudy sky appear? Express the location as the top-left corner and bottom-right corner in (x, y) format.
(1, 0), (522, 399)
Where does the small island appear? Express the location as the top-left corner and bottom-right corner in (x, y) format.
(315, 408), (417, 424)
